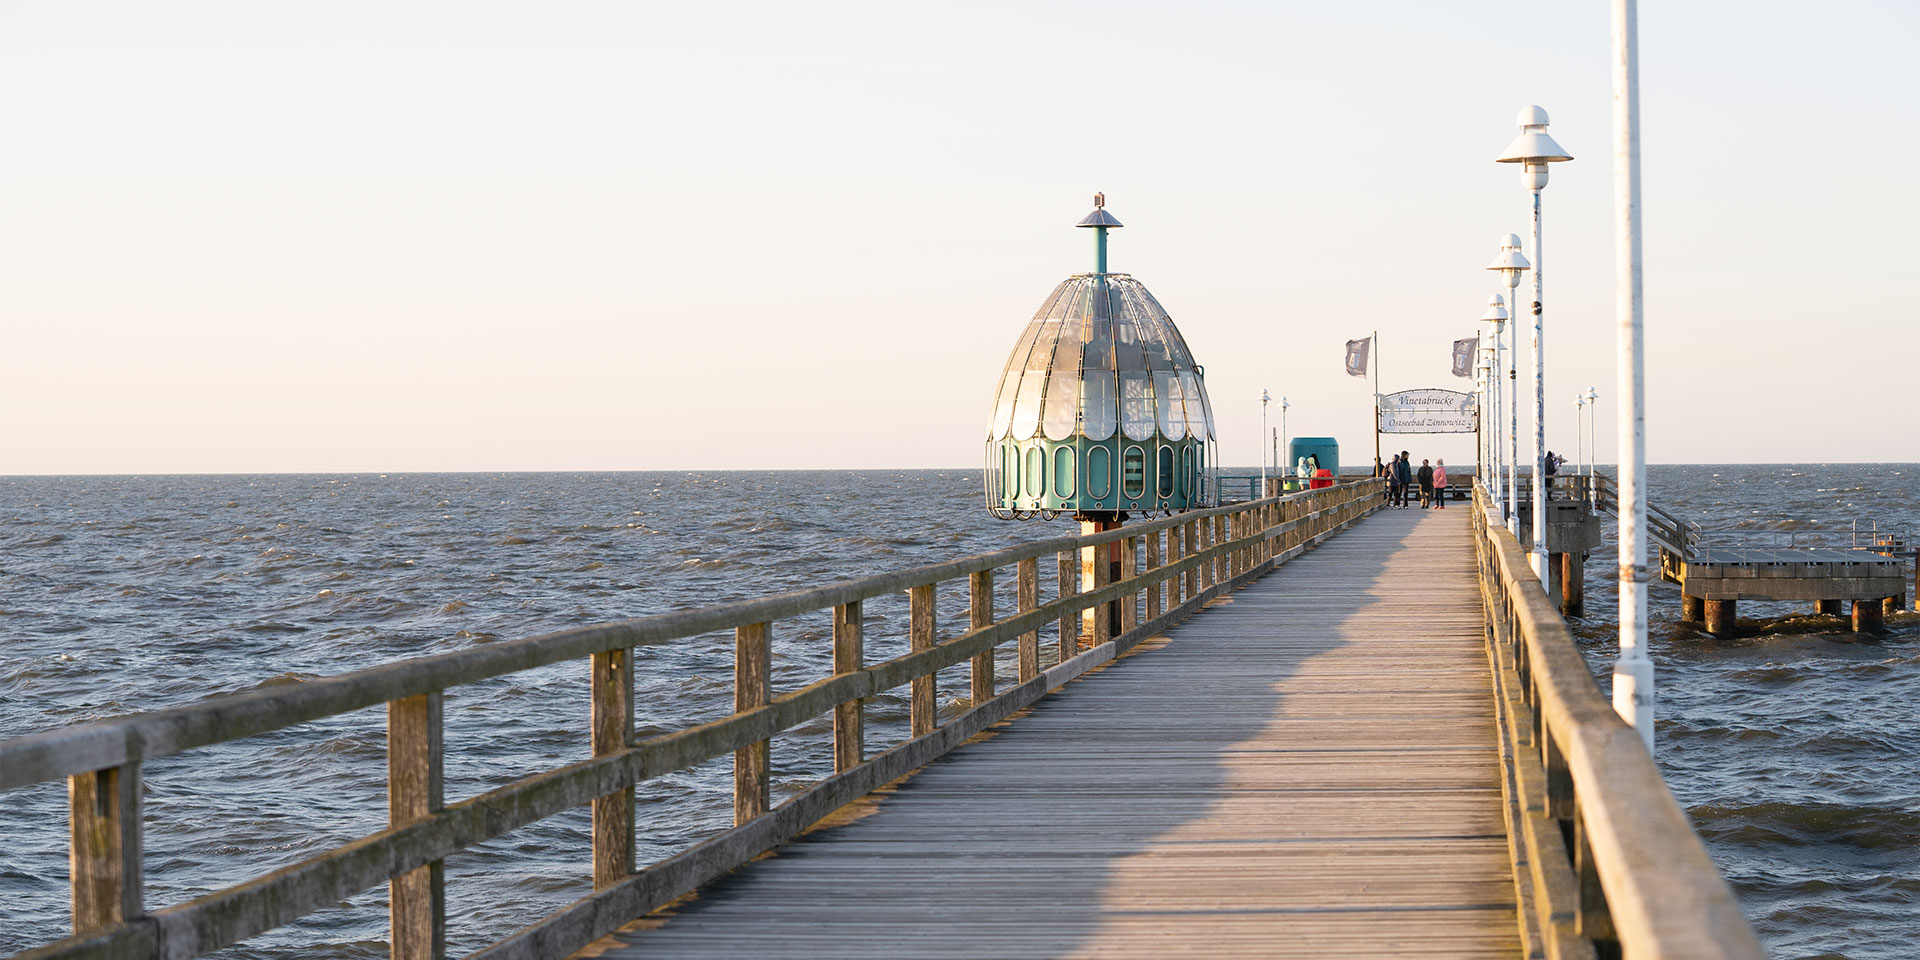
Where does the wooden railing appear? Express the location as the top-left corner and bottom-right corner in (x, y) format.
(1470, 489), (1762, 959)
(2, 481), (1384, 960)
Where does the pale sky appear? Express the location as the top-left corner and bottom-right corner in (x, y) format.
(3, 1), (1914, 474)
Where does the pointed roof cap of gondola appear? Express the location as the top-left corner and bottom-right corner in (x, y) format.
(1075, 192), (1124, 228)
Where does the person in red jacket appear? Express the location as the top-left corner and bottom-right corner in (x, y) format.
(1308, 455), (1334, 490)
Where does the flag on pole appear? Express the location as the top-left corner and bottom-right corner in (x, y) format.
(1451, 336), (1478, 378)
(1345, 337), (1371, 377)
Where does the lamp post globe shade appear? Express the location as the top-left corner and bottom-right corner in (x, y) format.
(1496, 104), (1574, 190)
(1486, 234), (1530, 284)
(984, 195), (1217, 521)
(1480, 293), (1509, 323)
(1586, 386), (1599, 403)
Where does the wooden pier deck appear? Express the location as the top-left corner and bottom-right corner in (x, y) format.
(583, 507), (1519, 959)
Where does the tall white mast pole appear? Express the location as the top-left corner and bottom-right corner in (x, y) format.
(1611, 0), (1654, 746)
(1527, 183), (1548, 580)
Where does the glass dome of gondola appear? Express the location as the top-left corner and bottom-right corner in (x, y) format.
(985, 195), (1217, 520)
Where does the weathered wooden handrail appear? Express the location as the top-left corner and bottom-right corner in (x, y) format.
(4, 481), (1384, 960)
(1470, 489), (1762, 959)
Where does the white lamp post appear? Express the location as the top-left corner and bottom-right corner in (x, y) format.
(1280, 396), (1290, 488)
(1478, 348), (1495, 494)
(1574, 392), (1588, 498)
(1485, 235), (1530, 532)
(1260, 389), (1271, 492)
(1478, 293), (1509, 519)
(1497, 106), (1573, 580)
(1583, 386), (1599, 506)
(1610, 0), (1653, 746)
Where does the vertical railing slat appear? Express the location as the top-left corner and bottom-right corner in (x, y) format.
(1185, 520), (1199, 597)
(1056, 550), (1077, 665)
(388, 692), (444, 960)
(591, 649), (635, 889)
(1145, 529), (1162, 620)
(1017, 558), (1040, 683)
(832, 601), (864, 774)
(1088, 537), (1111, 646)
(734, 623), (771, 824)
(969, 570), (995, 706)
(69, 762), (143, 937)
(909, 585), (937, 736)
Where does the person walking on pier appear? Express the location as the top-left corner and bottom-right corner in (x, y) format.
(1391, 452), (1412, 507)
(1432, 459), (1448, 509)
(1417, 458), (1435, 508)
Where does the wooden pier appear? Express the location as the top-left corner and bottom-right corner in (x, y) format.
(1, 480), (1762, 960)
(587, 507), (1514, 958)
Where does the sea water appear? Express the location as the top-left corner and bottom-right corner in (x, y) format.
(1, 466), (1914, 958)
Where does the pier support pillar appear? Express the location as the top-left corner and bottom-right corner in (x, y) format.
(1853, 600), (1884, 634)
(1816, 598), (1844, 616)
(1558, 552), (1584, 616)
(1883, 594), (1904, 617)
(1681, 594), (1704, 623)
(1704, 599), (1737, 636)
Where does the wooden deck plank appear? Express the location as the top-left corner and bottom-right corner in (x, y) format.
(579, 507), (1517, 959)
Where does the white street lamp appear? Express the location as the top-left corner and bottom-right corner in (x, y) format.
(1497, 105), (1573, 581)
(1280, 396), (1290, 489)
(1474, 349), (1489, 491)
(1574, 393), (1587, 500)
(1584, 386), (1599, 505)
(1485, 235), (1530, 532)
(1478, 293), (1509, 520)
(1260, 389), (1271, 492)
(1610, 0), (1653, 746)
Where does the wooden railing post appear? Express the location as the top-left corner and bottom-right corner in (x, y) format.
(1226, 514), (1239, 578)
(1056, 550), (1076, 666)
(69, 762), (142, 937)
(909, 585), (937, 736)
(1121, 537), (1137, 633)
(1144, 529), (1162, 620)
(1017, 559), (1040, 683)
(591, 649), (635, 889)
(832, 601), (864, 774)
(1175, 518), (1190, 599)
(388, 692), (444, 960)
(734, 623), (771, 824)
(1087, 537), (1112, 646)
(969, 570), (995, 706)
(1574, 803), (1618, 944)
(1221, 514), (1234, 583)
(1205, 518), (1221, 583)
